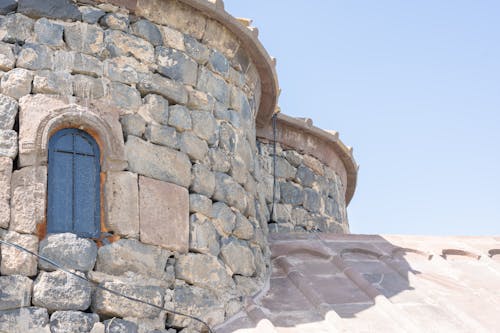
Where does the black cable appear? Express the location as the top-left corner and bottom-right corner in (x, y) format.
(0, 239), (213, 333)
(269, 113), (278, 223)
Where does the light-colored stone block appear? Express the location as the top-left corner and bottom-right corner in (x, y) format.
(104, 171), (139, 238)
(0, 230), (38, 276)
(0, 156), (13, 201)
(0, 275), (33, 310)
(139, 176), (189, 253)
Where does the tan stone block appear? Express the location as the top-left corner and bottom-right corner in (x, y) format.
(10, 166), (46, 234)
(0, 230), (38, 276)
(0, 156), (13, 201)
(203, 19), (239, 59)
(303, 154), (325, 176)
(139, 176), (189, 253)
(104, 171), (139, 238)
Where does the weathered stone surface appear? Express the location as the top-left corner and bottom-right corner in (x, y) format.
(189, 194), (212, 217)
(0, 230), (38, 276)
(230, 157), (247, 185)
(34, 18), (64, 46)
(184, 35), (210, 64)
(191, 110), (218, 145)
(100, 12), (129, 31)
(72, 74), (106, 99)
(0, 68), (34, 99)
(187, 87), (215, 112)
(203, 19), (239, 59)
(103, 318), (139, 333)
(73, 52), (103, 77)
(233, 212), (254, 240)
(0, 13), (34, 44)
(33, 270), (92, 312)
(139, 176), (189, 253)
(230, 87), (251, 115)
(105, 30), (154, 63)
(138, 73), (188, 105)
(275, 157), (296, 180)
(197, 67), (229, 105)
(108, 82), (141, 110)
(0, 42), (15, 71)
(17, 43), (53, 70)
(95, 238), (170, 280)
(304, 188), (322, 213)
(131, 19), (162, 46)
(218, 122), (236, 152)
(208, 50), (229, 78)
(156, 46), (198, 86)
(273, 203), (292, 224)
(189, 213), (219, 256)
(125, 135), (191, 187)
(295, 165), (316, 187)
(0, 199), (9, 228)
(175, 253), (234, 291)
(80, 6), (105, 24)
(211, 201), (236, 237)
(92, 281), (164, 318)
(168, 105), (191, 131)
(0, 275), (33, 310)
(104, 171), (139, 238)
(145, 124), (179, 149)
(65, 22), (104, 55)
(280, 182), (304, 206)
(104, 56), (140, 85)
(33, 71), (73, 95)
(209, 148), (230, 173)
(10, 166), (46, 234)
(140, 93), (169, 124)
(213, 172), (248, 213)
(18, 0), (81, 20)
(169, 284), (224, 329)
(0, 157), (13, 200)
(38, 233), (98, 272)
(303, 154), (325, 176)
(190, 164), (215, 197)
(220, 239), (256, 277)
(0, 307), (49, 332)
(0, 94), (17, 130)
(120, 114), (146, 138)
(0, 0), (17, 14)
(50, 311), (99, 333)
(180, 131), (208, 162)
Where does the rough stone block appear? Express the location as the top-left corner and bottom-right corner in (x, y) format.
(0, 230), (38, 276)
(104, 57), (140, 85)
(203, 19), (239, 59)
(230, 157), (248, 185)
(190, 164), (215, 197)
(103, 318), (139, 333)
(189, 213), (219, 256)
(38, 233), (98, 272)
(104, 171), (139, 238)
(0, 0), (17, 15)
(197, 67), (229, 105)
(184, 35), (210, 64)
(175, 253), (234, 291)
(275, 157), (296, 180)
(0, 13), (34, 44)
(95, 238), (170, 280)
(280, 182), (304, 206)
(220, 239), (256, 277)
(159, 25), (185, 51)
(233, 212), (254, 240)
(33, 270), (92, 312)
(145, 124), (179, 149)
(180, 131), (208, 162)
(65, 22), (104, 56)
(213, 172), (248, 213)
(273, 203), (292, 224)
(189, 193), (212, 217)
(92, 280), (164, 318)
(73, 52), (103, 77)
(33, 70), (73, 95)
(18, 0), (81, 20)
(0, 199), (9, 228)
(139, 176), (189, 253)
(125, 135), (191, 187)
(211, 201), (236, 237)
(100, 12), (129, 31)
(208, 50), (229, 78)
(72, 74), (106, 99)
(131, 19), (162, 46)
(50, 311), (99, 333)
(120, 114), (146, 138)
(218, 122), (236, 152)
(304, 188), (322, 213)
(0, 275), (33, 310)
(167, 104), (191, 131)
(0, 307), (49, 332)
(105, 30), (154, 63)
(108, 82), (141, 110)
(17, 43), (54, 71)
(209, 148), (230, 173)
(10, 166), (46, 234)
(34, 18), (64, 46)
(0, 42), (15, 71)
(137, 73), (188, 105)
(187, 87), (215, 111)
(0, 68), (34, 99)
(156, 46), (198, 86)
(141, 93), (169, 125)
(191, 110), (218, 145)
(0, 94), (17, 130)
(80, 6), (105, 24)
(303, 154), (325, 176)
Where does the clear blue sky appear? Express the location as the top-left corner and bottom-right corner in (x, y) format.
(224, 0), (500, 236)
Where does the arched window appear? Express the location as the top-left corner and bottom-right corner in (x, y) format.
(47, 128), (101, 238)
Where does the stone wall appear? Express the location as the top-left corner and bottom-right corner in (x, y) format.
(0, 0), (356, 332)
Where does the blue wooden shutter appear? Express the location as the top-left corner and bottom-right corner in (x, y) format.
(47, 129), (101, 238)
